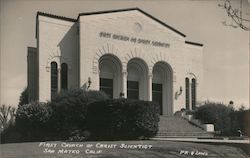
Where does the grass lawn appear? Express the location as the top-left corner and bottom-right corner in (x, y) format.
(0, 140), (248, 158)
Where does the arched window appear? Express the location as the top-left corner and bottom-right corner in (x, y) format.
(185, 77), (190, 110)
(191, 78), (196, 110)
(61, 63), (68, 90)
(51, 62), (58, 99)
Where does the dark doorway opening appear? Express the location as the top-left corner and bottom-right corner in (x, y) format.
(100, 78), (113, 98)
(152, 83), (163, 115)
(127, 81), (139, 100)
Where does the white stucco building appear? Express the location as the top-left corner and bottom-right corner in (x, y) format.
(28, 8), (203, 116)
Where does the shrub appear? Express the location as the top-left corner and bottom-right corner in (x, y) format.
(86, 99), (159, 140)
(50, 89), (108, 140)
(1, 124), (21, 143)
(68, 130), (91, 142)
(18, 87), (29, 107)
(15, 102), (52, 141)
(230, 109), (250, 137)
(194, 102), (234, 135)
(0, 104), (16, 130)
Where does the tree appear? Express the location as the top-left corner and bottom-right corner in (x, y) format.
(238, 105), (245, 111)
(194, 102), (234, 135)
(0, 104), (16, 130)
(218, 0), (250, 31)
(18, 87), (29, 107)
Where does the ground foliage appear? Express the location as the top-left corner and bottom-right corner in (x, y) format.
(86, 99), (160, 140)
(194, 102), (250, 136)
(1, 89), (160, 143)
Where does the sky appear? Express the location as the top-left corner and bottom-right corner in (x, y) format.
(0, 0), (249, 108)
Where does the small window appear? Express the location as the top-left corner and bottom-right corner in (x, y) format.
(185, 78), (190, 110)
(191, 78), (196, 110)
(51, 62), (58, 99)
(61, 63), (68, 90)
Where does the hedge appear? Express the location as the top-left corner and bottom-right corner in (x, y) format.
(49, 89), (108, 139)
(1, 125), (20, 143)
(86, 99), (160, 140)
(4, 89), (109, 142)
(194, 102), (250, 136)
(229, 109), (250, 137)
(15, 102), (52, 142)
(2, 90), (161, 142)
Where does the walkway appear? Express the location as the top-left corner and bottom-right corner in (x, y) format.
(151, 137), (250, 144)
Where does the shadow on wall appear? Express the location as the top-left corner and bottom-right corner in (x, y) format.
(57, 23), (79, 89)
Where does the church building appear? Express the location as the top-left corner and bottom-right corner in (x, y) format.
(27, 8), (203, 116)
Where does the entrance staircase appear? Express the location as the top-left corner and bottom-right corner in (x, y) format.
(156, 116), (214, 138)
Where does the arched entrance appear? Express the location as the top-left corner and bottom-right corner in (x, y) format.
(152, 62), (173, 115)
(127, 58), (148, 100)
(99, 54), (122, 98)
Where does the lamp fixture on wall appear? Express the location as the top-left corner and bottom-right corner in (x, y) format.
(87, 77), (92, 90)
(175, 86), (183, 100)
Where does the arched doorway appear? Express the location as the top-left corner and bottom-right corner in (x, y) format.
(152, 62), (173, 115)
(127, 58), (148, 100)
(99, 54), (122, 98)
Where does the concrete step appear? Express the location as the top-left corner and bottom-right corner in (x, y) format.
(156, 132), (213, 137)
(156, 116), (214, 138)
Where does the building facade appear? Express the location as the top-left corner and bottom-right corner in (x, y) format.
(28, 8), (203, 116)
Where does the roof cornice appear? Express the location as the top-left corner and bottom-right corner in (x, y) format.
(36, 12), (77, 38)
(77, 8), (186, 38)
(185, 41), (203, 47)
(35, 8), (189, 39)
(37, 12), (77, 22)
(78, 8), (138, 17)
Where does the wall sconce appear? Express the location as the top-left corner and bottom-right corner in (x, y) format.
(46, 66), (50, 72)
(175, 86), (183, 100)
(179, 86), (183, 94)
(87, 77), (92, 90)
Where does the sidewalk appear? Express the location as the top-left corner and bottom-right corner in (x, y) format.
(151, 137), (250, 144)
